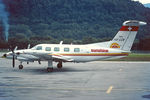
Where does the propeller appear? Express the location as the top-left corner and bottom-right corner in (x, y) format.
(9, 46), (17, 68)
(12, 50), (15, 68)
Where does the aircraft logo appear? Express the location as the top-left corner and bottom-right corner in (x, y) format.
(110, 43), (120, 48)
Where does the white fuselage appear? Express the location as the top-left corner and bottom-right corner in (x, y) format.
(13, 44), (128, 62)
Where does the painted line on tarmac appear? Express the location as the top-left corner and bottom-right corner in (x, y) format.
(119, 68), (123, 71)
(106, 86), (113, 94)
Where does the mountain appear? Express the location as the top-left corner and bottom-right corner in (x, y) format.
(0, 0), (150, 49)
(144, 3), (150, 8)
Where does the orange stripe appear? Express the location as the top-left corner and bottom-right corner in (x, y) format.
(49, 53), (129, 56)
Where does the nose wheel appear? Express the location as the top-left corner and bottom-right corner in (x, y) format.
(19, 65), (23, 69)
(47, 60), (53, 72)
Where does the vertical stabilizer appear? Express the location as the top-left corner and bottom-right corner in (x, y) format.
(109, 20), (146, 51)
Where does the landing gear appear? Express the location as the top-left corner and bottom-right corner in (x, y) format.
(57, 62), (62, 69)
(18, 62), (23, 69)
(47, 67), (53, 72)
(47, 60), (53, 72)
(19, 65), (23, 69)
(38, 60), (41, 64)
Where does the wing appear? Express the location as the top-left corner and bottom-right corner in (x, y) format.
(17, 51), (74, 62)
(22, 51), (52, 61)
(17, 53), (39, 62)
(51, 54), (74, 62)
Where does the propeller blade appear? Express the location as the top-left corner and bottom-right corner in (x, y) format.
(13, 55), (15, 68)
(9, 45), (16, 68)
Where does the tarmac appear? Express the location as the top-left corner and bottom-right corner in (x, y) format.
(0, 53), (150, 100)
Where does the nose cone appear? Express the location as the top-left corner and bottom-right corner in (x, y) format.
(1, 54), (7, 58)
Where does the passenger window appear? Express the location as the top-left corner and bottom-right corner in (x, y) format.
(74, 48), (80, 52)
(64, 48), (69, 52)
(36, 46), (42, 50)
(54, 47), (60, 52)
(45, 47), (51, 51)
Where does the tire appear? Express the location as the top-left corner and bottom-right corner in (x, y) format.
(57, 63), (62, 69)
(47, 67), (53, 72)
(19, 65), (23, 69)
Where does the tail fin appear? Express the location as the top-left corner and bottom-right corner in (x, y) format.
(109, 20), (146, 51)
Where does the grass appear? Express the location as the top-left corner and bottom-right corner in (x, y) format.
(110, 53), (150, 61)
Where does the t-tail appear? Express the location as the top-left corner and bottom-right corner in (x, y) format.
(109, 20), (147, 51)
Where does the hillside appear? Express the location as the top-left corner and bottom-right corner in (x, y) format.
(0, 0), (150, 49)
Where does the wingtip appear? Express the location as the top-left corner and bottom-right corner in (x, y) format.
(139, 21), (147, 26)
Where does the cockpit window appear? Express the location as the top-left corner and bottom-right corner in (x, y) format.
(45, 47), (51, 51)
(31, 46), (37, 50)
(36, 46), (42, 50)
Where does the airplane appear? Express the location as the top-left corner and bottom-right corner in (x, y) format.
(1, 20), (147, 72)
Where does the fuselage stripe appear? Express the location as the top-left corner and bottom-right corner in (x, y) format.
(49, 53), (129, 56)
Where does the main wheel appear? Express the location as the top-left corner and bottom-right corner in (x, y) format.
(57, 63), (62, 69)
(19, 65), (23, 69)
(47, 67), (53, 72)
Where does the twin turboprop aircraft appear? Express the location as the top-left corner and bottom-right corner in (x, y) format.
(1, 20), (147, 72)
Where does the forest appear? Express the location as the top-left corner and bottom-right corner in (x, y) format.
(0, 0), (150, 50)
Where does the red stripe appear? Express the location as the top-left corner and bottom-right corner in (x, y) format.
(61, 53), (129, 56)
(120, 26), (139, 31)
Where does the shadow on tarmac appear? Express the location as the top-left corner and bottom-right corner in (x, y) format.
(142, 94), (150, 99)
(12, 67), (91, 74)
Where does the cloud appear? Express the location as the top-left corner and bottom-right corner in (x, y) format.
(133, 0), (150, 4)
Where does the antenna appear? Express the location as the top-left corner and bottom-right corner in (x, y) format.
(60, 41), (63, 45)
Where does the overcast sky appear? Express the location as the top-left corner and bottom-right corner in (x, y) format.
(133, 0), (150, 4)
